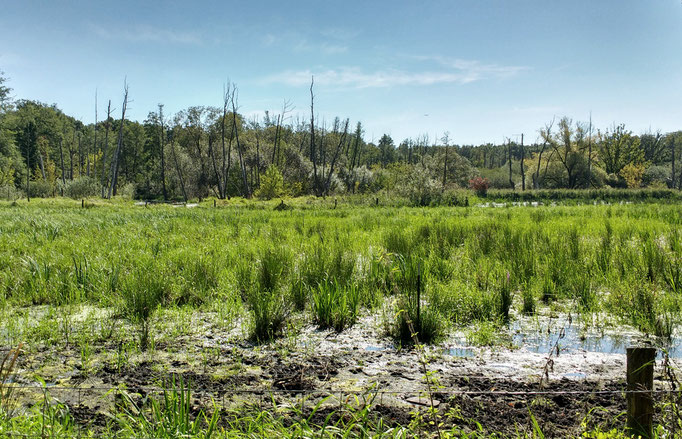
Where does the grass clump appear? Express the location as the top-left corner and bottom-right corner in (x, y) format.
(119, 264), (169, 350)
(312, 281), (361, 332)
(385, 256), (443, 344)
(243, 246), (292, 342)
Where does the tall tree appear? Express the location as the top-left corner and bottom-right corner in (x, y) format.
(108, 82), (128, 199)
(231, 84), (250, 198)
(158, 104), (168, 200)
(100, 100), (112, 197)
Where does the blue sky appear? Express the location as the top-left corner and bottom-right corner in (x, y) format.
(1, 0), (681, 145)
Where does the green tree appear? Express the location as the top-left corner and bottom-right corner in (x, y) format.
(255, 165), (285, 200)
(377, 134), (395, 167)
(598, 124), (645, 176)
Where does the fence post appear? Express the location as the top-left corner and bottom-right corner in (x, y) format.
(627, 347), (656, 438)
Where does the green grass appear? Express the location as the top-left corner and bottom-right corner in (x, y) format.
(1, 197), (682, 343)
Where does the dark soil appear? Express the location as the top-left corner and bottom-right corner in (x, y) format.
(439, 375), (627, 437)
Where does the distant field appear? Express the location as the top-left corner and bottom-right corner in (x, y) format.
(1, 197), (682, 437)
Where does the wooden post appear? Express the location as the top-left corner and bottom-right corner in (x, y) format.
(214, 199), (217, 208)
(627, 347), (656, 438)
(81, 199), (84, 208)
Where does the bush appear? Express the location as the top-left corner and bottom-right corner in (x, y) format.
(0, 185), (23, 200)
(255, 165), (285, 200)
(468, 176), (490, 197)
(27, 180), (53, 198)
(62, 176), (100, 199)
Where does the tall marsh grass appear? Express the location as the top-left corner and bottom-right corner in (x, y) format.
(1, 198), (682, 344)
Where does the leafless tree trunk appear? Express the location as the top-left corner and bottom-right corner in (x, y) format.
(231, 85), (250, 198)
(38, 149), (46, 181)
(442, 132), (449, 189)
(217, 87), (228, 199)
(89, 90), (97, 178)
(25, 139), (30, 201)
(254, 119), (261, 187)
(107, 81), (128, 199)
(587, 113), (593, 187)
(69, 129), (75, 180)
(100, 101), (111, 197)
(671, 136), (676, 189)
(158, 104), (168, 200)
(272, 99), (293, 167)
(535, 118), (554, 189)
(325, 118), (348, 196)
(309, 77), (320, 195)
(508, 139), (514, 189)
(320, 120), (327, 189)
(170, 134), (188, 202)
(59, 137), (66, 186)
(520, 133), (525, 191)
(77, 131), (82, 178)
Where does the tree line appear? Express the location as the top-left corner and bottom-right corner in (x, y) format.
(1, 73), (681, 202)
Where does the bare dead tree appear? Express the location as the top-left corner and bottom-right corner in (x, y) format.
(254, 116), (261, 187)
(587, 112), (593, 187)
(442, 132), (450, 189)
(77, 131), (82, 178)
(107, 81), (128, 199)
(58, 137), (66, 186)
(89, 90), (97, 178)
(230, 84), (250, 198)
(272, 99), (293, 167)
(170, 127), (188, 203)
(310, 76), (320, 195)
(69, 127), (75, 180)
(158, 104), (168, 200)
(100, 100), (112, 197)
(320, 119), (327, 189)
(671, 135), (676, 189)
(217, 86), (229, 199)
(535, 118), (555, 189)
(520, 133), (525, 190)
(508, 138), (514, 189)
(325, 118), (349, 196)
(37, 141), (46, 181)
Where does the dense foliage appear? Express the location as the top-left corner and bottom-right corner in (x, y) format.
(1, 73), (681, 203)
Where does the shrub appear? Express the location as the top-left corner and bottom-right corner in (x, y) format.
(27, 180), (53, 198)
(619, 163), (646, 188)
(469, 176), (490, 197)
(62, 176), (100, 199)
(255, 165), (285, 200)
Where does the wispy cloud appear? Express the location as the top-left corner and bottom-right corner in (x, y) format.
(414, 55), (529, 80)
(319, 27), (361, 41)
(293, 40), (347, 55)
(260, 58), (527, 89)
(261, 31), (348, 54)
(89, 23), (203, 45)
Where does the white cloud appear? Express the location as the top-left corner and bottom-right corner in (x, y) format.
(260, 58), (527, 89)
(293, 40), (348, 55)
(89, 23), (203, 45)
(414, 55), (529, 80)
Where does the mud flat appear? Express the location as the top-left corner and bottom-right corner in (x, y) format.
(4, 307), (679, 436)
